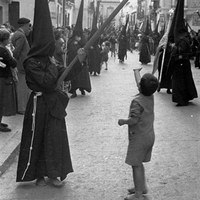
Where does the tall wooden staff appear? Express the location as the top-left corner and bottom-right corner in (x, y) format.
(56, 0), (129, 88)
(196, 10), (200, 18)
(159, 10), (173, 84)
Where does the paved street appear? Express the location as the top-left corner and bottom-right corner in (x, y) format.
(0, 51), (200, 200)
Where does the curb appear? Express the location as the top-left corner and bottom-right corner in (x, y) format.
(0, 130), (21, 177)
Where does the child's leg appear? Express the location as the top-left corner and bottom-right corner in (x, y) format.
(105, 62), (108, 70)
(132, 164), (147, 197)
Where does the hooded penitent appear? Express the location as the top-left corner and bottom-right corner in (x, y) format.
(27, 0), (55, 58)
(170, 0), (198, 105)
(118, 15), (129, 62)
(88, 1), (101, 75)
(17, 0), (74, 183)
(67, 0), (91, 94)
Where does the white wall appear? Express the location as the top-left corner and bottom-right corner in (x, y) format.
(0, 1), (10, 24)
(17, 0), (34, 24)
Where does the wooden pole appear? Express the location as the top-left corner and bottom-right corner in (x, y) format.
(197, 10), (200, 18)
(56, 0), (129, 88)
(158, 11), (173, 84)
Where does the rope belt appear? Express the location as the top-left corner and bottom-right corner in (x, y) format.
(21, 92), (42, 180)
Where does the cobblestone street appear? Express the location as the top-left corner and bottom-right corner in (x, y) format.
(0, 51), (200, 200)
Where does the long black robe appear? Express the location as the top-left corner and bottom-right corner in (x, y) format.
(16, 56), (81, 182)
(139, 36), (151, 64)
(118, 35), (127, 62)
(88, 44), (101, 75)
(67, 37), (91, 93)
(172, 58), (198, 105)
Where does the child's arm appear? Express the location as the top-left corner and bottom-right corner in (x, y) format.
(133, 68), (142, 89)
(118, 100), (144, 127)
(118, 117), (138, 126)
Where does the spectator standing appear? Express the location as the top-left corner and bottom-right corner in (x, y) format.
(11, 17), (31, 114)
(0, 28), (17, 132)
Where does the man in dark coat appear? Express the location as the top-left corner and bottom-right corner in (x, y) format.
(16, 0), (83, 187)
(11, 17), (31, 114)
(67, 0), (91, 98)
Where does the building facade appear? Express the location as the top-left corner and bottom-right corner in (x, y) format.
(151, 0), (200, 32)
(0, 0), (123, 30)
(98, 0), (120, 27)
(0, 0), (75, 29)
(0, 0), (13, 26)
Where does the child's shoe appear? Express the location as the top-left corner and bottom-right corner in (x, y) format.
(124, 194), (145, 200)
(128, 187), (148, 194)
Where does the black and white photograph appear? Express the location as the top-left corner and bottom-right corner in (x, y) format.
(0, 0), (200, 199)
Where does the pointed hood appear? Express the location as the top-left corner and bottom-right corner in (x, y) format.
(144, 17), (151, 35)
(91, 0), (100, 36)
(27, 0), (55, 58)
(168, 0), (188, 44)
(120, 15), (129, 37)
(173, 0), (188, 43)
(73, 0), (84, 37)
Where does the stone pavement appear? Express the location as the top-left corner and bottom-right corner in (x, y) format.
(0, 115), (23, 176)
(0, 51), (200, 200)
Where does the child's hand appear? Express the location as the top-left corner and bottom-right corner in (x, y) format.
(118, 119), (125, 126)
(133, 67), (142, 72)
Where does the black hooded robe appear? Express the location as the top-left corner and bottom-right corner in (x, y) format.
(88, 44), (101, 75)
(118, 34), (127, 62)
(139, 35), (151, 64)
(16, 56), (83, 182)
(67, 37), (91, 94)
(172, 58), (198, 105)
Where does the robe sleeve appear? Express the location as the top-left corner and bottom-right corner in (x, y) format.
(24, 58), (59, 92)
(129, 100), (144, 119)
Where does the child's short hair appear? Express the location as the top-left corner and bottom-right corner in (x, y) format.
(140, 73), (158, 96)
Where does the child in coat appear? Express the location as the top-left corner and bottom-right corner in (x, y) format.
(118, 68), (158, 200)
(100, 41), (110, 70)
